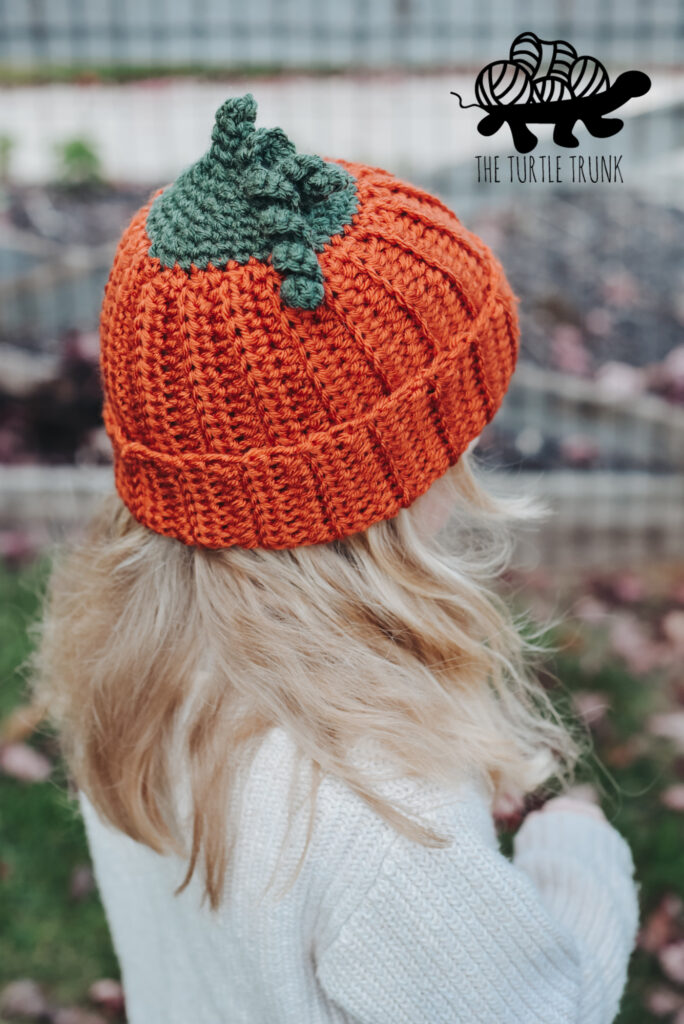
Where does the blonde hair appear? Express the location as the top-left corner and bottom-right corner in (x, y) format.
(27, 452), (581, 909)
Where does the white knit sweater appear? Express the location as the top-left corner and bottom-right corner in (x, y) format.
(80, 726), (640, 1024)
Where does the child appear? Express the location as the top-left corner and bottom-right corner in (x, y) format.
(29, 94), (639, 1023)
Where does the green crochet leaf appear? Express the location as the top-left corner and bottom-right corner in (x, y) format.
(145, 93), (359, 310)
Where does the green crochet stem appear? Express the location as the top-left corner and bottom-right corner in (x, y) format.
(145, 93), (359, 310)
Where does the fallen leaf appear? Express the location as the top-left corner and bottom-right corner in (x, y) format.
(0, 978), (50, 1018)
(572, 691), (610, 727)
(639, 894), (683, 953)
(663, 610), (684, 651)
(645, 985), (684, 1015)
(0, 742), (52, 782)
(610, 616), (662, 674)
(0, 529), (41, 564)
(661, 785), (684, 812)
(572, 595), (609, 625)
(659, 940), (684, 985)
(53, 1008), (108, 1024)
(648, 713), (684, 752)
(88, 979), (125, 1014)
(70, 863), (96, 901)
(604, 737), (645, 768)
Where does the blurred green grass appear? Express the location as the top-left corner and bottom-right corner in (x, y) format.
(555, 655), (684, 1024)
(0, 558), (118, 1012)
(1, 556), (683, 1021)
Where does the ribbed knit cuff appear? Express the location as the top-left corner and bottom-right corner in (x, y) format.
(514, 809), (636, 880)
(513, 808), (640, 1024)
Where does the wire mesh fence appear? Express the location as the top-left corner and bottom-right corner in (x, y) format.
(0, 0), (683, 568)
(2, 0), (684, 69)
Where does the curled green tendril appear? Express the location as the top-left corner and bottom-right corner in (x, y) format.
(146, 93), (358, 310)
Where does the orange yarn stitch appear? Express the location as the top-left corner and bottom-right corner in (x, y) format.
(100, 149), (519, 550)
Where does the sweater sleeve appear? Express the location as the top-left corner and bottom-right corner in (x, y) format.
(313, 798), (639, 1024)
(512, 808), (640, 1024)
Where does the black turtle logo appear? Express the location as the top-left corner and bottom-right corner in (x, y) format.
(451, 31), (651, 153)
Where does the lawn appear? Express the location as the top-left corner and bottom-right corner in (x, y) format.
(1, 556), (684, 1022)
(0, 557), (120, 1022)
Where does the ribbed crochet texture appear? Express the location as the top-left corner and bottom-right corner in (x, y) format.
(99, 93), (519, 549)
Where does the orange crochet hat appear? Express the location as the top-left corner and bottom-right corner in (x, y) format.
(99, 93), (519, 550)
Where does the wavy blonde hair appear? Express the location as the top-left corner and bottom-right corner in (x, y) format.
(28, 452), (581, 909)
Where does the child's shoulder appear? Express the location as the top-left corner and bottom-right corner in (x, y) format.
(237, 726), (501, 951)
(246, 724), (494, 827)
(239, 725), (497, 892)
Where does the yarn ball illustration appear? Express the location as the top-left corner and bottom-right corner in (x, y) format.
(533, 76), (574, 104)
(98, 92), (521, 549)
(470, 34), (611, 110)
(570, 55), (610, 97)
(509, 31), (543, 77)
(475, 60), (533, 107)
(546, 38), (577, 82)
